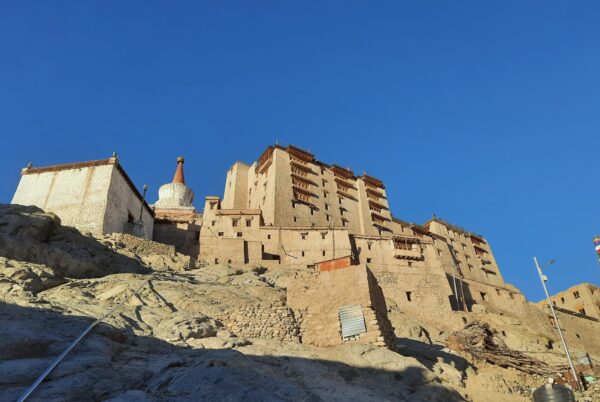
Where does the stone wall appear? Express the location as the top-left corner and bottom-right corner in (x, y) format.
(11, 162), (114, 235)
(214, 300), (301, 343)
(11, 158), (153, 240)
(153, 221), (200, 258)
(103, 163), (154, 239)
(288, 264), (394, 348)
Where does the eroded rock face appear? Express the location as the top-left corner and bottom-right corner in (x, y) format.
(0, 204), (595, 402)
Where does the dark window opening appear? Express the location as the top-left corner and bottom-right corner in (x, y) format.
(480, 292), (487, 301)
(237, 232), (242, 237)
(406, 292), (412, 302)
(218, 232), (224, 237)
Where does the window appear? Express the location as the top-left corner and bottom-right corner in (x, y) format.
(324, 191), (328, 198)
(366, 258), (372, 263)
(301, 233), (307, 240)
(342, 220), (347, 227)
(237, 232), (242, 237)
(322, 179), (327, 186)
(560, 297), (565, 304)
(407, 261), (413, 267)
(468, 264), (473, 271)
(326, 215), (330, 221)
(246, 219), (252, 227)
(338, 197), (342, 204)
(267, 234), (271, 240)
(301, 251), (305, 257)
(480, 292), (487, 301)
(367, 243), (372, 250)
(406, 292), (412, 302)
(292, 201), (296, 209)
(509, 293), (514, 300)
(574, 291), (580, 299)
(321, 233), (326, 240)
(310, 209), (314, 215)
(232, 219), (239, 227)
(322, 250), (326, 257)
(218, 232), (224, 237)
(210, 202), (216, 210)
(325, 204), (329, 210)
(495, 289), (501, 296)
(211, 221), (216, 226)
(578, 308), (586, 315)
(294, 217), (297, 222)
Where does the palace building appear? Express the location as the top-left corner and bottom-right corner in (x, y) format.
(10, 144), (527, 320)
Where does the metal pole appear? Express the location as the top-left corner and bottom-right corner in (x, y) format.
(534, 256), (581, 391)
(138, 184), (148, 221)
(18, 275), (155, 401)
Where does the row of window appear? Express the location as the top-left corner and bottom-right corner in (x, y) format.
(211, 218), (253, 227)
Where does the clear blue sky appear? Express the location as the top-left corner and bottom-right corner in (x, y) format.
(1, 1), (599, 301)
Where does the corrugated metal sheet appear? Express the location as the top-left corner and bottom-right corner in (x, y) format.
(338, 304), (366, 339)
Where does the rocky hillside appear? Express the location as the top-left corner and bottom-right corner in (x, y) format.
(0, 205), (597, 401)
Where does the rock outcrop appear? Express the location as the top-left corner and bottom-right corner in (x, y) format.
(0, 204), (598, 401)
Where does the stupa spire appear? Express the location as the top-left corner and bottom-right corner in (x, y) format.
(172, 156), (185, 184)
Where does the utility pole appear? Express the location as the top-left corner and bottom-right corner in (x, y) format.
(534, 256), (582, 391)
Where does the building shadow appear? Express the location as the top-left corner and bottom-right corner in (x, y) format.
(0, 300), (467, 402)
(395, 336), (474, 374)
(0, 204), (150, 280)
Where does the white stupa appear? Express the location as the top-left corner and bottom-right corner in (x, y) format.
(154, 156), (195, 210)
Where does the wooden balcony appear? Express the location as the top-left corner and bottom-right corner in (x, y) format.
(337, 189), (358, 201)
(291, 173), (317, 186)
(334, 177), (357, 190)
(394, 247), (423, 260)
(290, 159), (315, 174)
